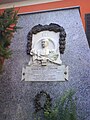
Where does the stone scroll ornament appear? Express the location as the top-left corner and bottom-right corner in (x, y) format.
(27, 23), (66, 66)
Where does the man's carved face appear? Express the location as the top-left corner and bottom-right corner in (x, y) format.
(41, 39), (48, 48)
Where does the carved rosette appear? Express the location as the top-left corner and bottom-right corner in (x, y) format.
(27, 23), (66, 55)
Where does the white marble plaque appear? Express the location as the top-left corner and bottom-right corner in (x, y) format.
(22, 64), (68, 81)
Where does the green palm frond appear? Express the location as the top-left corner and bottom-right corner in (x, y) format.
(0, 8), (21, 60)
(44, 90), (77, 120)
(0, 45), (12, 59)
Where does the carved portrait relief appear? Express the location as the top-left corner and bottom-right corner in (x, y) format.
(27, 23), (66, 66)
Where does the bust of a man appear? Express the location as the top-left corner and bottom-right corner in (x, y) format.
(29, 38), (62, 65)
(38, 38), (49, 56)
(31, 38), (50, 65)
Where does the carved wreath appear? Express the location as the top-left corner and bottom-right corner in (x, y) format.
(34, 91), (52, 113)
(27, 23), (66, 54)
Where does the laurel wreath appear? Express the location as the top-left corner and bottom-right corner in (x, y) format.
(34, 91), (52, 113)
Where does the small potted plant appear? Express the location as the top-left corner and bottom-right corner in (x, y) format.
(0, 8), (20, 72)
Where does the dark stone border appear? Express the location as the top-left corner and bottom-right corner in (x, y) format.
(27, 23), (66, 54)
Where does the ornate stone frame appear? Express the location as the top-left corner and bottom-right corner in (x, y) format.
(27, 23), (66, 54)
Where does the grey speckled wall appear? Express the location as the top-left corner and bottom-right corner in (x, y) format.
(0, 8), (90, 120)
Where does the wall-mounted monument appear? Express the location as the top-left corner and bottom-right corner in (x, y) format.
(0, 8), (90, 120)
(22, 23), (68, 81)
